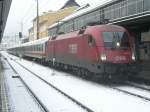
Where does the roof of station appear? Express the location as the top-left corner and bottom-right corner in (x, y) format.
(48, 0), (112, 29)
(0, 0), (12, 42)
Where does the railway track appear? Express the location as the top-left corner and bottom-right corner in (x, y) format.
(125, 81), (150, 92)
(104, 79), (150, 102)
(111, 86), (150, 102)
(114, 76), (150, 101)
(6, 57), (94, 112)
(4, 55), (150, 111)
(13, 58), (150, 102)
(9, 56), (150, 103)
(128, 75), (150, 85)
(93, 76), (150, 102)
(6, 59), (49, 112)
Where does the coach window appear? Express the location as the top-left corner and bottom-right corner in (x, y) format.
(40, 45), (41, 51)
(39, 45), (41, 51)
(38, 45), (40, 51)
(35, 46), (36, 51)
(88, 35), (95, 47)
(38, 44), (41, 51)
(33, 45), (34, 51)
(37, 45), (39, 51)
(35, 45), (36, 51)
(33, 46), (34, 51)
(40, 44), (42, 51)
(36, 45), (37, 51)
(41, 44), (43, 51)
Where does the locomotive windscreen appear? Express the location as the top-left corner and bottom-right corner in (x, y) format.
(102, 32), (129, 49)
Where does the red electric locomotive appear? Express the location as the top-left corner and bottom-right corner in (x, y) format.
(8, 24), (138, 79)
(46, 24), (137, 78)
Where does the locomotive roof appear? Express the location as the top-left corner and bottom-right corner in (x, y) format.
(90, 24), (126, 31)
(54, 31), (79, 40)
(54, 24), (126, 40)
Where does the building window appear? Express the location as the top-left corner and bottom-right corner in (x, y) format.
(143, 0), (150, 11)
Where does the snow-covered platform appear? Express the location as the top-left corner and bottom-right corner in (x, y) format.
(0, 55), (9, 112)
(1, 51), (150, 112)
(0, 53), (44, 112)
(1, 52), (87, 112)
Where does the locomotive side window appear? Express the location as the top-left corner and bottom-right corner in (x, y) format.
(88, 35), (95, 47)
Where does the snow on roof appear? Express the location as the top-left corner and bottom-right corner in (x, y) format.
(48, 0), (112, 29)
(22, 37), (49, 47)
(8, 37), (49, 49)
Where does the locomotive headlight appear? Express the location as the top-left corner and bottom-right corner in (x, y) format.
(100, 53), (107, 61)
(116, 42), (120, 47)
(132, 53), (135, 61)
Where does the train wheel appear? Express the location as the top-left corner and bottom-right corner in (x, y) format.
(108, 74), (112, 79)
(83, 70), (91, 79)
(76, 68), (81, 76)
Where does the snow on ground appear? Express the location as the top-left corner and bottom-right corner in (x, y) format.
(1, 58), (43, 112)
(117, 86), (150, 98)
(130, 82), (150, 89)
(2, 52), (150, 112)
(3, 55), (86, 112)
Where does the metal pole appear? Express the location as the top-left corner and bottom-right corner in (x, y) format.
(37, 0), (39, 40)
(21, 21), (23, 35)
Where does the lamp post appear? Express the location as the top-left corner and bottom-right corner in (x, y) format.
(36, 0), (39, 40)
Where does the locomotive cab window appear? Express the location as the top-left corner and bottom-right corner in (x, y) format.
(102, 32), (129, 49)
(88, 35), (95, 47)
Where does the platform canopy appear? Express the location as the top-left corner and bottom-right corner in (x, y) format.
(0, 0), (12, 42)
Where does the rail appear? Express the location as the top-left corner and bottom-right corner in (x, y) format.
(6, 59), (49, 112)
(7, 57), (94, 112)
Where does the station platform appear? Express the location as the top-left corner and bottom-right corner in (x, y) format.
(0, 59), (9, 112)
(0, 53), (43, 112)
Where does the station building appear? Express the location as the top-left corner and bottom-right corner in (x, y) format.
(28, 0), (80, 41)
(48, 0), (150, 74)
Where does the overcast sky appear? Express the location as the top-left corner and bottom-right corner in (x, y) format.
(4, 0), (109, 37)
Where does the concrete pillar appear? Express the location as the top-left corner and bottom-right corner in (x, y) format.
(134, 32), (141, 61)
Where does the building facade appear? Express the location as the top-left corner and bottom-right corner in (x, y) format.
(28, 27), (34, 41)
(29, 6), (78, 41)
